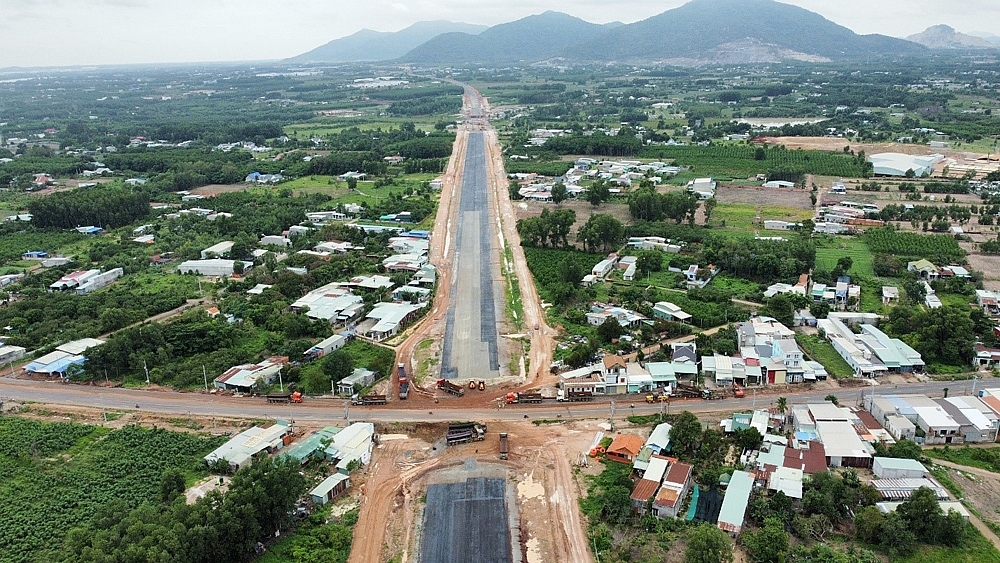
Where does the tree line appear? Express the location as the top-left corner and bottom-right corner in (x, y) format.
(28, 185), (149, 229)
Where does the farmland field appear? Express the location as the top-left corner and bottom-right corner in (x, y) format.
(712, 203), (815, 234)
(814, 237), (875, 277)
(638, 145), (871, 179)
(864, 227), (965, 261)
(0, 417), (224, 563)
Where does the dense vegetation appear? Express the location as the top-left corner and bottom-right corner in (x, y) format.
(0, 417), (224, 563)
(864, 227), (965, 262)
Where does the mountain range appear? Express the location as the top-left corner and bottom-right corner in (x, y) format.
(288, 21), (488, 63)
(906, 25), (996, 49)
(290, 0), (998, 66)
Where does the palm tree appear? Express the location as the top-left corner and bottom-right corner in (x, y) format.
(777, 396), (788, 420)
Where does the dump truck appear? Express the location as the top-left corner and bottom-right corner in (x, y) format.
(673, 384), (704, 399)
(557, 390), (594, 402)
(732, 382), (745, 398)
(397, 363), (409, 400)
(499, 432), (509, 460)
(267, 391), (303, 404)
(437, 378), (465, 397)
(702, 389), (728, 400)
(505, 391), (543, 404)
(446, 422), (486, 445)
(351, 394), (387, 406)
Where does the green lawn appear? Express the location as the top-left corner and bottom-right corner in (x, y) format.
(283, 174), (440, 209)
(814, 237), (874, 277)
(712, 203), (815, 234)
(795, 334), (855, 378)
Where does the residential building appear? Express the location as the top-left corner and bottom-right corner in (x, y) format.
(203, 422), (291, 471)
(260, 235), (291, 247)
(872, 457), (927, 479)
(323, 422), (376, 474)
(337, 368), (377, 396)
(310, 473), (351, 504)
(652, 302), (692, 323)
(177, 259), (252, 277)
(717, 470), (754, 536)
(882, 286), (899, 305)
(631, 479), (660, 513)
(304, 334), (347, 359)
(606, 434), (644, 464)
(907, 259), (940, 281)
(654, 462), (694, 519)
(592, 256), (618, 279)
(291, 282), (365, 324)
(201, 241), (234, 259)
(74, 268), (124, 294)
(0, 345), (26, 365)
(587, 303), (647, 328)
(362, 302), (425, 341)
(213, 356), (289, 391)
(603, 355), (629, 394)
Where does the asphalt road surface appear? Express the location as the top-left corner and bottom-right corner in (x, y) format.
(0, 376), (980, 424)
(439, 130), (502, 381)
(420, 477), (512, 563)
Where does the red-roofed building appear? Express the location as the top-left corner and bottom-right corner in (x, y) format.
(654, 461), (694, 518)
(606, 434), (644, 464)
(784, 441), (827, 473)
(630, 479), (660, 512)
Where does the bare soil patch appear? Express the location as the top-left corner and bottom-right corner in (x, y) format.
(514, 198), (632, 236)
(715, 184), (813, 209)
(191, 183), (250, 196)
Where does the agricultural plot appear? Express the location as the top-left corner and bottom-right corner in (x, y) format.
(814, 238), (875, 277)
(864, 227), (965, 262)
(0, 417), (223, 563)
(639, 145), (870, 179)
(711, 203), (815, 236)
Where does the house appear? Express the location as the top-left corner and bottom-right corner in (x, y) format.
(74, 268), (123, 295)
(362, 302), (425, 341)
(22, 251), (48, 260)
(323, 422), (375, 474)
(586, 303), (646, 328)
(0, 345), (26, 365)
(75, 226), (103, 235)
(260, 235), (292, 247)
(178, 259), (251, 277)
(304, 334), (348, 360)
(606, 434), (644, 464)
(717, 470), (754, 536)
(592, 257), (618, 279)
(816, 420), (871, 468)
(337, 367), (377, 396)
(631, 479), (661, 513)
(652, 302), (692, 323)
(871, 477), (949, 500)
(882, 286), (899, 305)
(976, 290), (1000, 317)
(213, 356), (289, 391)
(291, 282), (365, 324)
(766, 466), (804, 499)
(654, 462), (694, 518)
(603, 355), (629, 394)
(872, 457), (927, 479)
(623, 262), (637, 281)
(201, 241), (234, 259)
(283, 427), (341, 465)
(907, 259), (940, 281)
(204, 422), (291, 471)
(310, 473), (351, 505)
(49, 270), (100, 292)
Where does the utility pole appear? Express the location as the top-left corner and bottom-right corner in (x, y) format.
(972, 374), (979, 397)
(203, 365), (209, 392)
(609, 400), (616, 432)
(278, 367), (284, 393)
(143, 360), (150, 385)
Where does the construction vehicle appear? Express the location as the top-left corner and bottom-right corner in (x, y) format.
(702, 389), (728, 400)
(351, 394), (387, 406)
(469, 380), (477, 390)
(437, 379), (465, 397)
(557, 390), (594, 402)
(446, 422), (486, 445)
(505, 391), (543, 404)
(645, 392), (670, 403)
(732, 382), (745, 398)
(673, 384), (704, 399)
(499, 432), (509, 460)
(478, 380), (486, 391)
(267, 391), (303, 404)
(397, 363), (409, 400)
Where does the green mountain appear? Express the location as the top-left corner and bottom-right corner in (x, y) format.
(567, 0), (926, 64)
(288, 21), (488, 63)
(401, 11), (624, 64)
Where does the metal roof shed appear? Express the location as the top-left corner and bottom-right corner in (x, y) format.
(717, 470), (754, 535)
(872, 457), (927, 479)
(310, 473), (350, 505)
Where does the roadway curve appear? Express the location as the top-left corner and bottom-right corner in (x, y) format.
(0, 375), (977, 424)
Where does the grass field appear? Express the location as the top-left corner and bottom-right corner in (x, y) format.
(796, 334), (854, 378)
(712, 203), (815, 235)
(814, 237), (875, 277)
(925, 445), (1000, 473)
(283, 174), (440, 208)
(896, 527), (1000, 563)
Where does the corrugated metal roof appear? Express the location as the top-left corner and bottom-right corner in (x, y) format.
(631, 479), (660, 502)
(718, 471), (754, 532)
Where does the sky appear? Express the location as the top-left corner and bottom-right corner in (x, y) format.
(2, 0), (998, 68)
